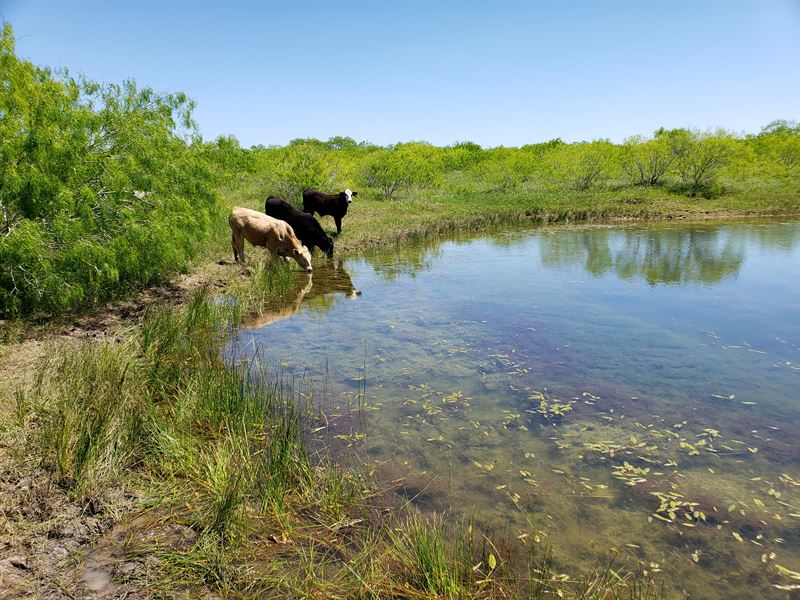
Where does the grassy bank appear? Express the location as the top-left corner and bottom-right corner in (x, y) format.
(2, 260), (664, 599)
(219, 175), (800, 259)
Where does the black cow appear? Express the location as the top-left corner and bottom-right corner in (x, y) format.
(264, 196), (334, 258)
(302, 188), (357, 235)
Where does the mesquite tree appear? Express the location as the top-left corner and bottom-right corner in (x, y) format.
(0, 23), (219, 316)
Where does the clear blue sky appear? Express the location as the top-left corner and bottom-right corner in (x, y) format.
(3, 0), (799, 148)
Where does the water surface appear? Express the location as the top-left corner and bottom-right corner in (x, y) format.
(232, 221), (800, 599)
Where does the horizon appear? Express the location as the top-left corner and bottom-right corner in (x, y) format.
(3, 0), (799, 148)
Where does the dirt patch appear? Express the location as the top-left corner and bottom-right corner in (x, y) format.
(26, 261), (233, 341)
(0, 444), (143, 599)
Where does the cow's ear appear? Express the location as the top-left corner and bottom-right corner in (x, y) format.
(352, 191), (358, 197)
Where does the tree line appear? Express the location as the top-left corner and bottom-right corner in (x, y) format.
(0, 24), (220, 316)
(215, 121), (797, 202)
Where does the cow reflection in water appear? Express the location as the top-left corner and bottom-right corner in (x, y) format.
(245, 260), (360, 329)
(304, 259), (361, 301)
(245, 273), (314, 329)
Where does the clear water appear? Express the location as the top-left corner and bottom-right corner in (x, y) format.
(231, 220), (800, 599)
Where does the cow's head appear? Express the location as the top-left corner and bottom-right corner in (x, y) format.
(294, 245), (313, 272)
(341, 189), (358, 204)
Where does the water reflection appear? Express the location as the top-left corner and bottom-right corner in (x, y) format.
(539, 226), (746, 284)
(245, 273), (313, 329)
(245, 259), (361, 328)
(354, 221), (800, 287)
(360, 238), (443, 282)
(305, 259), (361, 301)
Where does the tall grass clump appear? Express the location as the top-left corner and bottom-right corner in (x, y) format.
(19, 260), (314, 500)
(385, 512), (508, 598)
(33, 341), (148, 493)
(389, 513), (465, 596)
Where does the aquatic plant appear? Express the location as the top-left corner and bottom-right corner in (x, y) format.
(648, 491), (707, 526)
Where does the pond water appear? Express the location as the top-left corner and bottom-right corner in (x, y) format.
(230, 220), (800, 599)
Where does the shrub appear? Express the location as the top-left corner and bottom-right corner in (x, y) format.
(544, 141), (617, 191)
(0, 24), (222, 316)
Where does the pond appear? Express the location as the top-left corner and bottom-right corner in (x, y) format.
(230, 220), (800, 599)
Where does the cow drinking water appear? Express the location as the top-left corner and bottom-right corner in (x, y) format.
(229, 207), (312, 271)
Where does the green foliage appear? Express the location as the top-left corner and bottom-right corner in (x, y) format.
(441, 141), (486, 172)
(246, 140), (336, 204)
(544, 141), (617, 191)
(668, 129), (737, 196)
(474, 147), (532, 191)
(743, 120), (800, 177)
(621, 135), (675, 186)
(0, 23), (221, 316)
(361, 142), (442, 199)
(200, 135), (255, 182)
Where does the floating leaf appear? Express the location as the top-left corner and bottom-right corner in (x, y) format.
(775, 564), (800, 580)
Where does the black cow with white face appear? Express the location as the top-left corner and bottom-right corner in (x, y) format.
(264, 196), (334, 258)
(301, 188), (357, 235)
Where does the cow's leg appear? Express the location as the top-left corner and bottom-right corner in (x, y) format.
(231, 233), (239, 263)
(334, 216), (342, 235)
(236, 233), (246, 263)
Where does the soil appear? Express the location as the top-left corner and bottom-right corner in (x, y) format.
(0, 259), (239, 599)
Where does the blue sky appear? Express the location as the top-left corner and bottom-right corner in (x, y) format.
(3, 0), (799, 147)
